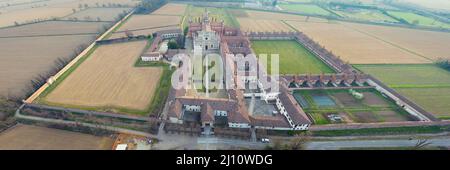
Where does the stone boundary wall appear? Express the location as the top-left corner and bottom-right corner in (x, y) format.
(96, 35), (148, 45)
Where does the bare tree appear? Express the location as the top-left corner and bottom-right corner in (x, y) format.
(414, 138), (431, 150)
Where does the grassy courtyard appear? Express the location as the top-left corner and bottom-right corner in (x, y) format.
(251, 40), (334, 75)
(355, 64), (450, 120)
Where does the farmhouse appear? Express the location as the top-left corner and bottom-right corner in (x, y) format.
(156, 29), (183, 39)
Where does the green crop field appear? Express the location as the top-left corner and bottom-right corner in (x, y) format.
(184, 5), (239, 28)
(279, 4), (332, 16)
(395, 87), (450, 119)
(387, 11), (450, 29)
(355, 64), (450, 88)
(334, 10), (397, 22)
(251, 40), (334, 75)
(356, 64), (450, 119)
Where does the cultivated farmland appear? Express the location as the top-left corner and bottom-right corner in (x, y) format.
(0, 0), (137, 28)
(185, 5), (239, 27)
(238, 18), (293, 32)
(285, 21), (431, 64)
(109, 14), (181, 39)
(333, 9), (397, 22)
(0, 7), (73, 28)
(355, 64), (450, 88)
(343, 22), (450, 61)
(279, 4), (332, 16)
(0, 21), (107, 37)
(62, 7), (131, 22)
(43, 41), (163, 114)
(355, 64), (450, 119)
(395, 87), (450, 119)
(245, 10), (314, 21)
(152, 3), (187, 16)
(0, 124), (113, 150)
(388, 11), (450, 29)
(251, 40), (334, 74)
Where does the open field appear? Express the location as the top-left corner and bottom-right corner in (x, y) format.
(0, 20), (108, 97)
(333, 9), (397, 22)
(48, 0), (138, 8)
(294, 89), (413, 124)
(0, 35), (97, 97)
(355, 64), (450, 88)
(62, 7), (130, 22)
(245, 10), (326, 22)
(355, 64), (450, 119)
(395, 87), (450, 119)
(43, 41), (162, 114)
(237, 18), (293, 32)
(185, 5), (239, 27)
(387, 11), (450, 29)
(251, 40), (334, 75)
(0, 0), (137, 28)
(0, 20), (106, 37)
(343, 22), (450, 61)
(152, 3), (187, 16)
(279, 4), (331, 16)
(285, 21), (431, 64)
(0, 7), (73, 27)
(0, 124), (113, 150)
(110, 14), (181, 39)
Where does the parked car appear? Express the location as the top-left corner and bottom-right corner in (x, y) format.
(261, 138), (270, 143)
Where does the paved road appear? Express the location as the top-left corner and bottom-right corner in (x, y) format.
(306, 137), (450, 150)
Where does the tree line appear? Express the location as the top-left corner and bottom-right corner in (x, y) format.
(436, 58), (450, 72)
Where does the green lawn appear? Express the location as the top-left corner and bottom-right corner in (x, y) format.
(388, 11), (450, 29)
(279, 4), (331, 16)
(355, 64), (450, 88)
(184, 5), (239, 27)
(251, 40), (334, 75)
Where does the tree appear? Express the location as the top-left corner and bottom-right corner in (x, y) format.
(124, 29), (134, 38)
(168, 40), (179, 49)
(414, 138), (431, 150)
(412, 19), (419, 25)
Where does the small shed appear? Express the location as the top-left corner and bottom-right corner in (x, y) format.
(141, 52), (162, 61)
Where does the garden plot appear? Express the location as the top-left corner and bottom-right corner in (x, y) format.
(293, 89), (413, 124)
